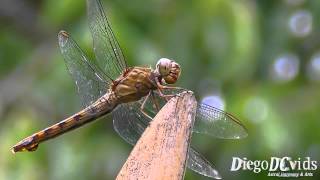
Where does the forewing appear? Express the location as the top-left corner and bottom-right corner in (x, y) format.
(87, 0), (127, 80)
(112, 99), (221, 178)
(58, 31), (108, 107)
(194, 103), (248, 139)
(136, 89), (248, 139)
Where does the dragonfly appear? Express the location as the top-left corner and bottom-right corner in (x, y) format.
(11, 0), (247, 178)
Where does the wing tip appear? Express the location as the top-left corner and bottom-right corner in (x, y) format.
(225, 112), (249, 138)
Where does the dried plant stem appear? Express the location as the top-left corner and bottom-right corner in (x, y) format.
(116, 91), (197, 180)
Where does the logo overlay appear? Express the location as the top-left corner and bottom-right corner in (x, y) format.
(230, 157), (318, 177)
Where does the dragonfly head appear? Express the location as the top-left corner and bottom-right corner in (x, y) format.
(156, 58), (181, 84)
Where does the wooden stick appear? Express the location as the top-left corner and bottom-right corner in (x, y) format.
(116, 91), (197, 180)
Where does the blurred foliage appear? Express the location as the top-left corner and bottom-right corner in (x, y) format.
(0, 0), (320, 180)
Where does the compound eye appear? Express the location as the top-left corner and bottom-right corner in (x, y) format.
(157, 58), (171, 76)
(160, 64), (170, 75)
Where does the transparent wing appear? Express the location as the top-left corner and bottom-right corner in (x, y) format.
(194, 103), (248, 139)
(112, 102), (148, 146)
(112, 100), (221, 179)
(128, 88), (248, 139)
(188, 148), (221, 179)
(87, 0), (127, 80)
(58, 31), (109, 107)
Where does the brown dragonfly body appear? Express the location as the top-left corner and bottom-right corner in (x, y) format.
(12, 65), (170, 153)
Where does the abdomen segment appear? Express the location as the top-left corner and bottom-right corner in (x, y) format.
(11, 93), (117, 153)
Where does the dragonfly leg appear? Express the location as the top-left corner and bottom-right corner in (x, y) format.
(156, 80), (183, 90)
(156, 79), (184, 100)
(139, 91), (153, 120)
(150, 91), (160, 111)
(156, 88), (172, 101)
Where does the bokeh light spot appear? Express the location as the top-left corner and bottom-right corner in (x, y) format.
(201, 95), (225, 110)
(288, 10), (313, 37)
(307, 52), (320, 82)
(271, 53), (300, 82)
(244, 97), (269, 124)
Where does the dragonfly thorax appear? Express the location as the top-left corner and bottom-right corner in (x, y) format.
(155, 58), (181, 84)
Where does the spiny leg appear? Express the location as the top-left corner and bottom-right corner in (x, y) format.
(140, 91), (163, 120)
(156, 79), (184, 101)
(150, 91), (160, 112)
(140, 91), (153, 120)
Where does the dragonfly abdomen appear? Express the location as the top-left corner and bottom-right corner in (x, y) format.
(11, 92), (118, 153)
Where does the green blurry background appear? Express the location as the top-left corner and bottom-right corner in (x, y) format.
(1, 0), (319, 179)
